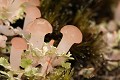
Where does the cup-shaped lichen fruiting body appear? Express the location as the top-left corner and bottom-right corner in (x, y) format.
(57, 25), (82, 54)
(25, 18), (52, 49)
(10, 37), (27, 71)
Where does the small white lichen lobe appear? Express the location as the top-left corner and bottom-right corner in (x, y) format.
(0, 35), (7, 48)
(0, 0), (40, 23)
(0, 0), (24, 22)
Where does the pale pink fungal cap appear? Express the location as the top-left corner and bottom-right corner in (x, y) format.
(25, 18), (52, 35)
(23, 5), (41, 29)
(11, 37), (27, 50)
(24, 18), (52, 49)
(61, 25), (82, 44)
